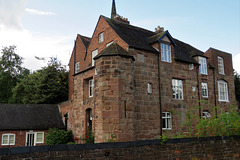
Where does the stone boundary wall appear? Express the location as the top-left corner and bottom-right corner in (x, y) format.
(0, 136), (239, 160)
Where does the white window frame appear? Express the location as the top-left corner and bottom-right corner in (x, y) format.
(1, 134), (15, 146)
(89, 79), (93, 97)
(99, 32), (104, 43)
(218, 56), (225, 75)
(162, 112), (172, 130)
(218, 80), (229, 102)
(92, 50), (98, 66)
(172, 79), (183, 100)
(203, 111), (211, 118)
(161, 43), (171, 63)
(35, 132), (44, 143)
(147, 83), (152, 94)
(199, 57), (208, 75)
(26, 132), (44, 146)
(75, 62), (80, 74)
(201, 82), (208, 98)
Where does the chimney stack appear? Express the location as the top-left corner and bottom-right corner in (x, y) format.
(155, 26), (164, 33)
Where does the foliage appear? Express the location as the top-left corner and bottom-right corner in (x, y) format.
(74, 131), (94, 144)
(46, 128), (74, 145)
(10, 57), (68, 104)
(0, 46), (29, 103)
(156, 135), (168, 145)
(105, 134), (116, 143)
(183, 105), (240, 137)
(234, 71), (240, 105)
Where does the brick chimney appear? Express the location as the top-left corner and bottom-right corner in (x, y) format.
(155, 26), (164, 33)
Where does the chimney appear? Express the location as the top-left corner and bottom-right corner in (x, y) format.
(111, 0), (130, 24)
(155, 26), (164, 33)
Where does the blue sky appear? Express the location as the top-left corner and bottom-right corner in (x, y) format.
(0, 0), (239, 72)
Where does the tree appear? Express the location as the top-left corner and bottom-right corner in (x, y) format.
(234, 71), (240, 106)
(11, 58), (68, 104)
(0, 46), (28, 103)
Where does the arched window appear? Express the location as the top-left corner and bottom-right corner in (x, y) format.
(86, 108), (92, 134)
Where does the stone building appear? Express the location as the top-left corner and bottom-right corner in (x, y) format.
(60, 0), (237, 143)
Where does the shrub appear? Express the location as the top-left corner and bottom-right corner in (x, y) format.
(46, 128), (74, 145)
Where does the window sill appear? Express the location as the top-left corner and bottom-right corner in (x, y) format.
(162, 128), (172, 130)
(218, 100), (229, 103)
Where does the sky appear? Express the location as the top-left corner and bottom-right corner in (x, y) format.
(0, 0), (240, 73)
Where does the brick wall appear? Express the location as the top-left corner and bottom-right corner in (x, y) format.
(0, 130), (48, 148)
(0, 136), (239, 160)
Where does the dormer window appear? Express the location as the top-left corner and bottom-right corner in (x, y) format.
(198, 57), (208, 75)
(218, 56), (225, 75)
(161, 43), (171, 63)
(99, 32), (104, 43)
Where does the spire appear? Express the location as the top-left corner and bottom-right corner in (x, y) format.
(111, 0), (117, 19)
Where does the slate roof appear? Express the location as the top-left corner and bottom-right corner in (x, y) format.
(0, 104), (65, 130)
(94, 42), (134, 60)
(102, 15), (204, 64)
(78, 34), (91, 49)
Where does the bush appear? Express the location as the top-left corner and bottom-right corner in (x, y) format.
(184, 105), (240, 137)
(46, 128), (74, 145)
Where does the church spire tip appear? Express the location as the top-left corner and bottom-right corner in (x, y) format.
(111, 0), (117, 19)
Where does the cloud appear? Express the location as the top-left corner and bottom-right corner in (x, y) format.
(25, 8), (56, 16)
(0, 0), (26, 30)
(233, 54), (240, 74)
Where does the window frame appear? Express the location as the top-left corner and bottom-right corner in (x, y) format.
(98, 32), (104, 43)
(35, 132), (44, 144)
(75, 62), (80, 74)
(198, 57), (208, 75)
(161, 43), (171, 63)
(147, 83), (152, 94)
(106, 41), (113, 47)
(202, 111), (211, 118)
(172, 79), (183, 100)
(218, 80), (229, 102)
(201, 82), (208, 98)
(162, 112), (172, 130)
(89, 79), (93, 97)
(2, 134), (15, 146)
(92, 50), (98, 66)
(218, 56), (225, 75)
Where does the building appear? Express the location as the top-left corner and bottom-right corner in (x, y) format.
(0, 104), (65, 147)
(60, 0), (237, 143)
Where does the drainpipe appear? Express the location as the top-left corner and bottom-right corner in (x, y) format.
(64, 113), (68, 131)
(196, 65), (201, 119)
(212, 68), (218, 118)
(157, 52), (163, 136)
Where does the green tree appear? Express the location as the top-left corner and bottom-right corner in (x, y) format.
(46, 128), (74, 145)
(234, 71), (240, 106)
(11, 58), (68, 104)
(0, 46), (28, 103)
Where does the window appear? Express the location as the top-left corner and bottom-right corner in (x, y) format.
(147, 83), (152, 94)
(36, 132), (44, 143)
(162, 112), (172, 130)
(203, 111), (211, 118)
(106, 41), (113, 47)
(218, 56), (225, 75)
(189, 64), (194, 70)
(26, 132), (44, 146)
(92, 50), (98, 66)
(199, 57), (208, 75)
(172, 79), (183, 100)
(95, 68), (98, 75)
(75, 62), (79, 74)
(218, 80), (229, 102)
(2, 134), (15, 145)
(99, 32), (104, 43)
(201, 83), (208, 98)
(89, 79), (93, 97)
(161, 43), (171, 63)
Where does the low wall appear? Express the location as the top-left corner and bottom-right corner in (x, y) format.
(0, 136), (239, 160)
